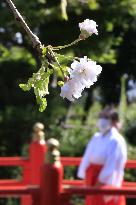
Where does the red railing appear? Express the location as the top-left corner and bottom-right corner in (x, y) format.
(0, 140), (136, 205)
(0, 156), (135, 187)
(61, 158), (136, 187)
(0, 157), (30, 186)
(0, 140), (47, 204)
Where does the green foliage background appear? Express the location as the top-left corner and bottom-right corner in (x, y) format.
(0, 0), (136, 204)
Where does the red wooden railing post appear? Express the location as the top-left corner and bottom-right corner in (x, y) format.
(29, 138), (47, 185)
(21, 123), (47, 205)
(40, 138), (63, 205)
(29, 122), (47, 185)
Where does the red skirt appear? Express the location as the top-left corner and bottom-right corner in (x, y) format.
(85, 164), (126, 205)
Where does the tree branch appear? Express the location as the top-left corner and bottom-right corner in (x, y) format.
(5, 0), (42, 54)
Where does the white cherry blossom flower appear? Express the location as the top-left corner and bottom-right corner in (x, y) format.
(60, 57), (102, 101)
(60, 80), (74, 101)
(60, 79), (85, 101)
(70, 56), (102, 86)
(79, 19), (98, 38)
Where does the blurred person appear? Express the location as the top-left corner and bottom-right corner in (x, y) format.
(77, 110), (127, 205)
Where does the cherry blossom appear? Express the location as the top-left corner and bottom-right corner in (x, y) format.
(60, 79), (84, 101)
(60, 57), (102, 101)
(79, 19), (98, 38)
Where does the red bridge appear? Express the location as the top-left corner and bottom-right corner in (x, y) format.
(0, 139), (136, 205)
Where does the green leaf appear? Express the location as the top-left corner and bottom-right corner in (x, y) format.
(39, 98), (47, 112)
(46, 68), (53, 75)
(42, 46), (47, 57)
(19, 60), (53, 112)
(19, 84), (31, 91)
(58, 81), (64, 87)
(55, 53), (74, 64)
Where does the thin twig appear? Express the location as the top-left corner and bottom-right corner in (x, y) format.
(52, 38), (82, 50)
(5, 0), (42, 54)
(54, 52), (80, 61)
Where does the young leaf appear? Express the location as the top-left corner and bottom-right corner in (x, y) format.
(19, 84), (31, 91)
(39, 98), (47, 112)
(58, 81), (64, 87)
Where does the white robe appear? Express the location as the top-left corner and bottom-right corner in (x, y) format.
(77, 127), (127, 187)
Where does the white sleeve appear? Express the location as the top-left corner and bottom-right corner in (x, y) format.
(98, 140), (127, 186)
(77, 140), (92, 179)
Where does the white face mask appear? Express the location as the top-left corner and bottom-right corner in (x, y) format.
(97, 118), (111, 134)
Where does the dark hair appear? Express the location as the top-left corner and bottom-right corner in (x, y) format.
(109, 111), (119, 122)
(99, 109), (119, 122)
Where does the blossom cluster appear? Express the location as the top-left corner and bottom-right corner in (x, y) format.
(60, 19), (102, 102)
(60, 57), (102, 101)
